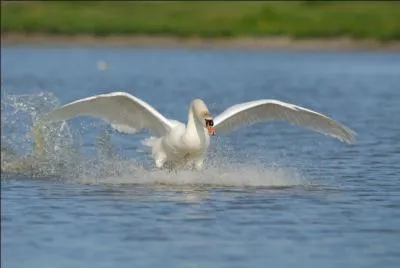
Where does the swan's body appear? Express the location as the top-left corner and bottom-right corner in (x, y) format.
(41, 92), (356, 170)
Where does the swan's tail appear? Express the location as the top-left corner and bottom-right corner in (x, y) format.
(141, 136), (157, 148)
(141, 136), (167, 168)
(141, 136), (162, 157)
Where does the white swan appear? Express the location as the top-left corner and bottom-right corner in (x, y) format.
(41, 92), (356, 170)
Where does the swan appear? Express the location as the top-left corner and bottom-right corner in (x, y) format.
(41, 92), (356, 170)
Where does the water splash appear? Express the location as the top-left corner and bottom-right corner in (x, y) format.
(1, 91), (83, 177)
(1, 91), (306, 188)
(78, 162), (304, 188)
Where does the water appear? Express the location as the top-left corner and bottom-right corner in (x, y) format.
(1, 47), (400, 268)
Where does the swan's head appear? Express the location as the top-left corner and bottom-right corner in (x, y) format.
(192, 99), (216, 136)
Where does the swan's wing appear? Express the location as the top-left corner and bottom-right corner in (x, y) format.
(213, 100), (356, 143)
(41, 92), (174, 137)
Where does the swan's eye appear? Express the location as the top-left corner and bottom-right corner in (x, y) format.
(205, 119), (214, 127)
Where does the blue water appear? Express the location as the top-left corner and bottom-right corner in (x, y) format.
(1, 47), (400, 268)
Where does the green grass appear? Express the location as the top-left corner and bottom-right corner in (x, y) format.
(2, 1), (400, 40)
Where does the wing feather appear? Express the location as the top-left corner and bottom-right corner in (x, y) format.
(40, 92), (174, 136)
(213, 100), (356, 143)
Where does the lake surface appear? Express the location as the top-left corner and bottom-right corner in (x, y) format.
(1, 46), (400, 268)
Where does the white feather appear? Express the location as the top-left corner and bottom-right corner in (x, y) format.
(213, 99), (356, 143)
(41, 92), (174, 136)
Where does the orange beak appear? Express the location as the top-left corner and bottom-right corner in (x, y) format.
(205, 118), (215, 136)
(207, 126), (216, 136)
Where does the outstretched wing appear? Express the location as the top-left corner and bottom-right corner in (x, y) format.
(41, 92), (174, 136)
(213, 99), (356, 143)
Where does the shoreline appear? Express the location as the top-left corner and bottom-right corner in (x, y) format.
(2, 33), (400, 51)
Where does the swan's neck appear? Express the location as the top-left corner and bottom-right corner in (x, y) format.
(183, 105), (205, 147)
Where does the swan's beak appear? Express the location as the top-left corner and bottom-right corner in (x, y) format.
(207, 126), (216, 136)
(205, 118), (215, 136)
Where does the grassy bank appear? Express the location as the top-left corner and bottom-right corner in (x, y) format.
(2, 1), (400, 41)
